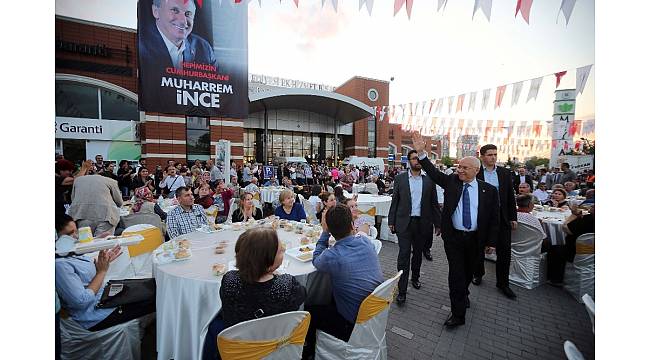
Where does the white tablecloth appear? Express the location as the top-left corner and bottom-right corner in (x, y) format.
(153, 227), (317, 360)
(351, 184), (366, 194)
(345, 193), (392, 217)
(259, 186), (286, 203)
(534, 210), (571, 246)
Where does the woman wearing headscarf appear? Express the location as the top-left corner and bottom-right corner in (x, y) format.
(131, 186), (167, 221)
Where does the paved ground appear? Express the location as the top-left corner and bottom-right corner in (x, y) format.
(377, 237), (595, 360)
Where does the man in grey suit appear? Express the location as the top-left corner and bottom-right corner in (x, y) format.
(68, 173), (124, 236)
(388, 150), (441, 305)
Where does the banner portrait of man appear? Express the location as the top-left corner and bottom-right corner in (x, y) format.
(137, 0), (248, 118)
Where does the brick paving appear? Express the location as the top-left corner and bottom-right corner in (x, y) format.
(377, 237), (595, 360)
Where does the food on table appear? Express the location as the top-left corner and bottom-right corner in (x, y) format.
(213, 223), (223, 231)
(175, 249), (191, 259)
(177, 239), (190, 249)
(298, 246), (312, 253)
(300, 237), (310, 245)
(215, 247), (225, 254)
(212, 263), (226, 276)
(297, 253), (312, 261)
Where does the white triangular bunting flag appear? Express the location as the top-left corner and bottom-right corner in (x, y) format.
(481, 89), (491, 110)
(526, 77), (543, 102)
(379, 106), (386, 121)
(473, 0), (493, 21)
(437, 0), (448, 12)
(468, 92), (477, 111)
(322, 0), (338, 11)
(436, 98), (444, 113)
(358, 0), (374, 15)
(557, 0), (577, 25)
(511, 81), (523, 106)
(447, 96), (455, 113)
(576, 64), (592, 94)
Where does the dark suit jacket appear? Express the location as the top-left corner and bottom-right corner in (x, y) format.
(388, 171), (441, 235)
(512, 174), (534, 193)
(477, 166), (517, 228)
(418, 156), (500, 248)
(138, 24), (218, 112)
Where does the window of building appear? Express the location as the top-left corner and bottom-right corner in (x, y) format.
(389, 128), (395, 140)
(243, 129), (256, 163)
(368, 116), (376, 157)
(186, 117), (210, 161)
(101, 89), (138, 121)
(55, 81), (99, 118)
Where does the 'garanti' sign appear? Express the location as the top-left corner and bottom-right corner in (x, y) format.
(55, 117), (138, 141)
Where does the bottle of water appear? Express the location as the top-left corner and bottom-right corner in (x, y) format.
(158, 195), (164, 207)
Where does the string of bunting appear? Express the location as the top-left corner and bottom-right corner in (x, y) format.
(378, 64), (592, 128)
(240, 0), (580, 25)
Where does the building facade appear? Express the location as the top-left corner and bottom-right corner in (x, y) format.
(55, 16), (432, 170)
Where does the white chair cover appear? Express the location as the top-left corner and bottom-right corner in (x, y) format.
(563, 340), (586, 360)
(356, 203), (376, 225)
(59, 314), (154, 360)
(226, 198), (238, 223)
(364, 183), (379, 195)
(368, 226), (378, 240)
(301, 197), (317, 224)
(315, 271), (402, 360)
(123, 223), (161, 278)
(371, 239), (382, 254)
(379, 218), (397, 243)
(120, 212), (164, 236)
(564, 233), (595, 302)
(582, 294), (595, 334)
(509, 222), (546, 289)
(103, 247), (136, 280)
(217, 311), (310, 360)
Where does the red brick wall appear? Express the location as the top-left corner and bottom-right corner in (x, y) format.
(55, 18), (138, 93)
(335, 77), (390, 160)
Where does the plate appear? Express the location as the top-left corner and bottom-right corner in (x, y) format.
(286, 244), (316, 262)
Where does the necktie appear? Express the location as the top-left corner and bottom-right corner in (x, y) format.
(462, 184), (472, 230)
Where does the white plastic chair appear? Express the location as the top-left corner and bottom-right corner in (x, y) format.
(371, 239), (382, 254)
(563, 340), (585, 360)
(217, 311), (311, 360)
(315, 271), (402, 360)
(509, 222), (547, 289)
(59, 313), (154, 360)
(582, 294), (595, 334)
(564, 233), (595, 302)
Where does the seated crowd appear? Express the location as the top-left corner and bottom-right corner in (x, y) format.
(55, 156), (388, 359)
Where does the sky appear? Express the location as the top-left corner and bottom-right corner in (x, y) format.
(55, 0), (595, 121)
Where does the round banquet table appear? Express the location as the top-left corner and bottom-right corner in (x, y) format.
(259, 186), (287, 203)
(153, 226), (318, 360)
(534, 209), (571, 246)
(344, 193), (392, 217)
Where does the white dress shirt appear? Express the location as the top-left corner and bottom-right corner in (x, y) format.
(408, 171), (423, 217)
(483, 166), (499, 190)
(452, 178), (479, 231)
(519, 175), (526, 184)
(533, 189), (549, 202)
(157, 25), (185, 69)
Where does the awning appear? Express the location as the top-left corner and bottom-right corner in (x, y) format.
(249, 88), (373, 125)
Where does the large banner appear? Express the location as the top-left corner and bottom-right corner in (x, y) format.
(137, 0), (248, 118)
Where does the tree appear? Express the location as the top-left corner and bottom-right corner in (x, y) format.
(525, 157), (549, 170)
(441, 156), (454, 167)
